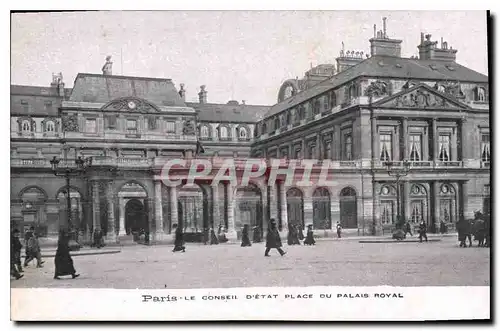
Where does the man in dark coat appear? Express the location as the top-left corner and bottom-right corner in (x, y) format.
(304, 224), (316, 245)
(287, 224), (294, 245)
(11, 229), (24, 280)
(298, 224), (305, 241)
(404, 221), (413, 236)
(24, 231), (44, 268)
(265, 219), (286, 256)
(210, 227), (219, 245)
(203, 227), (209, 245)
(418, 221), (428, 243)
(54, 231), (80, 279)
(253, 226), (262, 243)
(241, 224), (252, 247)
(172, 226), (186, 252)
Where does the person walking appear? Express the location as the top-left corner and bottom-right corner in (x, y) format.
(253, 226), (262, 243)
(54, 231), (80, 280)
(241, 224), (252, 247)
(297, 224), (305, 241)
(24, 231), (44, 268)
(292, 224), (301, 245)
(265, 219), (286, 257)
(287, 224), (294, 245)
(11, 229), (23, 280)
(336, 222), (342, 239)
(210, 227), (219, 245)
(418, 221), (428, 243)
(172, 226), (186, 252)
(404, 221), (413, 237)
(304, 225), (316, 245)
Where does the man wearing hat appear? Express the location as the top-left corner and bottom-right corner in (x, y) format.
(265, 219), (286, 257)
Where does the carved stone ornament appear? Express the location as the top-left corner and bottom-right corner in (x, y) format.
(365, 80), (388, 98)
(62, 115), (79, 132)
(101, 97), (161, 113)
(183, 120), (196, 135)
(392, 88), (454, 109)
(441, 81), (465, 99)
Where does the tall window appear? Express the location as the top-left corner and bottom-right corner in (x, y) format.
(323, 140), (331, 160)
(481, 133), (490, 161)
(308, 144), (316, 159)
(274, 117), (280, 130)
(313, 99), (321, 116)
(126, 119), (137, 130)
(294, 148), (302, 159)
(380, 200), (394, 224)
(46, 121), (55, 132)
(323, 95), (330, 111)
(299, 106), (306, 121)
(438, 134), (450, 161)
(166, 121), (176, 133)
(343, 134), (352, 160)
(85, 119), (96, 133)
(200, 126), (209, 139)
(219, 126), (228, 139)
(379, 133), (392, 161)
(239, 127), (247, 139)
(329, 91), (336, 109)
(410, 201), (423, 223)
(409, 134), (422, 161)
(22, 120), (31, 132)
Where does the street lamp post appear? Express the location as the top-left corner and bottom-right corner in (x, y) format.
(50, 154), (92, 250)
(384, 159), (411, 230)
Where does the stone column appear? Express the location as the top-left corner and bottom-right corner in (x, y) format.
(403, 180), (410, 222)
(212, 183), (221, 227)
(170, 186), (179, 227)
(402, 117), (408, 160)
(154, 180), (164, 240)
(268, 183), (279, 224)
(225, 182), (237, 240)
(106, 181), (116, 241)
(461, 181), (470, 221)
(371, 115), (377, 161)
(333, 124), (341, 160)
(118, 197), (126, 236)
(433, 181), (440, 228)
(432, 118), (438, 162)
(373, 182), (382, 235)
(92, 180), (101, 231)
(279, 181), (288, 232)
(461, 118), (468, 161)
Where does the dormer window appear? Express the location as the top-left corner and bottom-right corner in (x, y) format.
(219, 126), (229, 139)
(46, 121), (55, 132)
(200, 125), (209, 139)
(238, 127), (247, 140)
(22, 120), (31, 132)
(274, 117), (280, 130)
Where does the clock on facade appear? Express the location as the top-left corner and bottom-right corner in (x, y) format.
(127, 101), (137, 110)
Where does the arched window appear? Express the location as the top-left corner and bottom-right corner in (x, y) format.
(239, 127), (247, 139)
(22, 120), (30, 132)
(200, 125), (209, 139)
(46, 121), (55, 132)
(299, 105), (306, 121)
(261, 122), (267, 134)
(219, 126), (229, 139)
(274, 117), (280, 130)
(313, 187), (331, 229)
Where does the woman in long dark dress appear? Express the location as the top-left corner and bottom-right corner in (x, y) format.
(287, 224), (295, 245)
(298, 224), (305, 241)
(303, 225), (316, 246)
(172, 226), (186, 252)
(54, 232), (79, 279)
(241, 224), (252, 247)
(265, 219), (286, 256)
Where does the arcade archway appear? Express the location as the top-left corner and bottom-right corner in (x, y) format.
(340, 187), (357, 229)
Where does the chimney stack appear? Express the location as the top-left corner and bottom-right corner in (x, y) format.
(50, 72), (65, 97)
(179, 83), (186, 101)
(369, 17), (402, 57)
(418, 33), (457, 61)
(382, 17), (387, 38)
(198, 85), (207, 104)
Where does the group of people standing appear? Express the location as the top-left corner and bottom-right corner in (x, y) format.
(10, 227), (80, 281)
(457, 212), (491, 248)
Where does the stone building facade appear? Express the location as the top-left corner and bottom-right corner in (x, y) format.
(10, 21), (490, 242)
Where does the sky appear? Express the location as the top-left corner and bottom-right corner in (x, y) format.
(11, 11), (488, 105)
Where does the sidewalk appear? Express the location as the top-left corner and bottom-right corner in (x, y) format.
(24, 247), (121, 258)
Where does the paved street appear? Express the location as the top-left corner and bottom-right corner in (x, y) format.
(11, 236), (490, 289)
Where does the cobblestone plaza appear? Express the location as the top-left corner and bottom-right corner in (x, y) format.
(11, 237), (490, 289)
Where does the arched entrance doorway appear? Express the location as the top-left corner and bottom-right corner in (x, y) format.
(313, 187), (331, 229)
(178, 183), (208, 236)
(125, 199), (147, 235)
(18, 186), (48, 235)
(235, 184), (263, 236)
(287, 188), (304, 229)
(340, 187), (357, 229)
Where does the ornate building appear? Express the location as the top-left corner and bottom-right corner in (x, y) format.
(11, 20), (490, 242)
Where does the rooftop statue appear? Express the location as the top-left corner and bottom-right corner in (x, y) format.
(102, 55), (113, 75)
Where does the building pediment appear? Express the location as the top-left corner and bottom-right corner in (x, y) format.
(373, 84), (470, 110)
(101, 97), (161, 113)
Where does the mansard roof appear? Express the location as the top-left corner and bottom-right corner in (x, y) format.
(263, 55), (488, 118)
(68, 73), (187, 107)
(10, 85), (70, 116)
(187, 102), (270, 123)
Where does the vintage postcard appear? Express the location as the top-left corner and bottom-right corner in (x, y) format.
(9, 9), (490, 321)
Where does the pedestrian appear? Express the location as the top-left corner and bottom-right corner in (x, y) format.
(54, 231), (80, 280)
(484, 214), (491, 248)
(292, 224), (301, 245)
(304, 224), (316, 245)
(439, 221), (447, 234)
(265, 219), (286, 257)
(298, 224), (305, 241)
(218, 225), (228, 243)
(336, 222), (342, 238)
(464, 218), (473, 247)
(241, 224), (252, 247)
(418, 221), (428, 243)
(287, 223), (294, 245)
(210, 227), (219, 245)
(24, 231), (44, 268)
(12, 229), (23, 273)
(203, 227), (209, 245)
(253, 226), (262, 243)
(11, 229), (24, 280)
(473, 212), (486, 247)
(172, 226), (186, 252)
(23, 226), (34, 266)
(404, 221), (413, 236)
